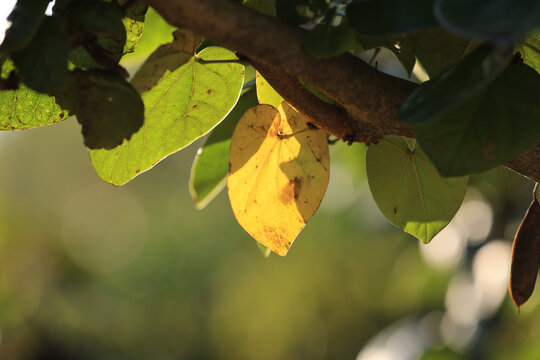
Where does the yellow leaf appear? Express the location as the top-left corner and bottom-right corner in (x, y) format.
(228, 102), (330, 256)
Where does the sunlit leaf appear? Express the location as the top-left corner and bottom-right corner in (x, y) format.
(228, 102), (330, 256)
(519, 29), (540, 74)
(120, 1), (148, 54)
(347, 0), (437, 35)
(0, 60), (68, 130)
(410, 63), (540, 176)
(190, 89), (258, 209)
(0, 0), (50, 54)
(255, 71), (283, 107)
(91, 31), (244, 185)
(366, 136), (468, 243)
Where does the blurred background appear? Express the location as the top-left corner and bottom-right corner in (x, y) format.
(0, 2), (540, 360)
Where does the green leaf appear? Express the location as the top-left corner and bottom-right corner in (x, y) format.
(255, 71), (283, 107)
(64, 0), (126, 70)
(58, 69), (144, 149)
(398, 44), (512, 125)
(90, 39), (244, 185)
(121, 1), (149, 54)
(243, 0), (276, 16)
(0, 0), (50, 54)
(0, 60), (68, 130)
(11, 17), (70, 94)
(347, 0), (438, 35)
(435, 0), (540, 41)
(366, 136), (468, 243)
(189, 89), (258, 209)
(408, 28), (472, 78)
(411, 63), (540, 176)
(519, 29), (540, 74)
(354, 33), (416, 75)
(304, 18), (360, 58)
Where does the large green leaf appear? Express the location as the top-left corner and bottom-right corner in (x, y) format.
(90, 37), (244, 185)
(519, 29), (540, 74)
(11, 17), (70, 94)
(408, 28), (472, 78)
(0, 60), (68, 130)
(411, 63), (540, 177)
(59, 69), (144, 150)
(347, 0), (437, 35)
(435, 0), (540, 41)
(399, 44), (511, 124)
(189, 89), (258, 209)
(0, 0), (50, 54)
(366, 136), (468, 243)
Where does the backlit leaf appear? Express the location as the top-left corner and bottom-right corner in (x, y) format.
(255, 71), (283, 107)
(120, 1), (148, 54)
(354, 33), (416, 76)
(190, 89), (258, 209)
(228, 102), (330, 256)
(410, 63), (540, 176)
(519, 29), (540, 74)
(0, 60), (68, 130)
(91, 31), (244, 185)
(366, 136), (468, 243)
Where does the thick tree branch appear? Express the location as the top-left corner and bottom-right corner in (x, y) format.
(142, 0), (540, 183)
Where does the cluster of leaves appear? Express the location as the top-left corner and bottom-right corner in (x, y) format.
(0, 0), (539, 264)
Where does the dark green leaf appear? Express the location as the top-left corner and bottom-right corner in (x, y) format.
(189, 89), (258, 209)
(11, 17), (70, 94)
(243, 0), (276, 16)
(354, 33), (416, 75)
(435, 0), (540, 41)
(304, 19), (360, 58)
(0, 60), (68, 130)
(58, 69), (144, 149)
(64, 0), (126, 70)
(408, 28), (472, 78)
(411, 64), (540, 176)
(347, 0), (437, 35)
(276, 0), (324, 24)
(121, 1), (149, 54)
(366, 136), (468, 243)
(399, 44), (512, 125)
(0, 0), (50, 54)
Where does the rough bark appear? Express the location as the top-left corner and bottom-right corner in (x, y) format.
(142, 0), (540, 183)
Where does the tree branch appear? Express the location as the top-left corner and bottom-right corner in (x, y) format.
(142, 0), (540, 183)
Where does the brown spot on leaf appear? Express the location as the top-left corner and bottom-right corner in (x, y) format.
(481, 140), (496, 161)
(135, 169), (140, 173)
(207, 89), (213, 95)
(280, 177), (302, 205)
(393, 207), (398, 214)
